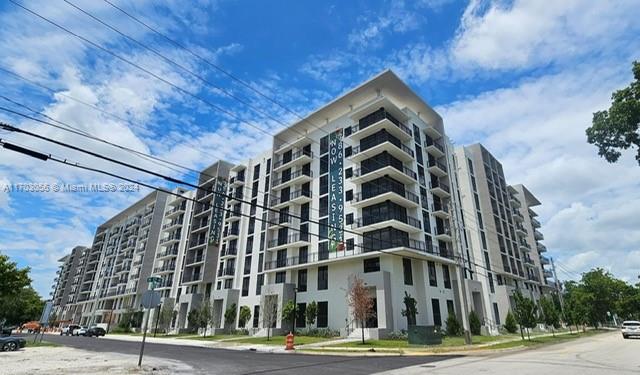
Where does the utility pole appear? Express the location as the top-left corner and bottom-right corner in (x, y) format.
(550, 257), (565, 317)
(449, 201), (472, 345)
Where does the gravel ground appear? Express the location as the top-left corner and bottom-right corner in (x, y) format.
(0, 346), (195, 375)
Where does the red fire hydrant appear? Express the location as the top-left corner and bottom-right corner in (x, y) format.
(285, 332), (295, 350)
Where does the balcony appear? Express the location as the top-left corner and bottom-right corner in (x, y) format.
(272, 169), (313, 190)
(350, 164), (417, 185)
(220, 246), (237, 259)
(351, 212), (422, 234)
(512, 210), (524, 222)
(523, 257), (535, 266)
(424, 136), (445, 158)
(222, 226), (240, 240)
(156, 247), (179, 259)
(228, 190), (244, 204)
(435, 226), (453, 242)
(534, 230), (544, 241)
(184, 253), (205, 266)
(153, 264), (176, 274)
(268, 233), (310, 251)
(543, 269), (553, 278)
(229, 174), (245, 187)
(268, 212), (296, 228)
(189, 237), (207, 249)
(165, 204), (186, 218)
(519, 241), (531, 252)
(429, 180), (451, 198)
(160, 234), (181, 245)
(515, 224), (528, 237)
(270, 189), (312, 209)
(192, 219), (210, 232)
(531, 217), (541, 228)
(348, 107), (412, 142)
(351, 186), (419, 209)
(273, 148), (313, 171)
(226, 209), (241, 222)
(537, 242), (547, 252)
(220, 267), (235, 278)
(162, 219), (183, 230)
(540, 255), (550, 265)
(427, 158), (448, 177)
(510, 196), (522, 208)
(182, 272), (202, 284)
(432, 201), (450, 219)
(349, 133), (414, 163)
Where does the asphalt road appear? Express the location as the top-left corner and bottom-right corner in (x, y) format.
(378, 331), (640, 375)
(37, 334), (457, 374)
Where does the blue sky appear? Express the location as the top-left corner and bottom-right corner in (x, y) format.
(0, 0), (639, 297)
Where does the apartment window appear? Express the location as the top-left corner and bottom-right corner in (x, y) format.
(256, 274), (264, 295)
(258, 253), (264, 273)
(319, 196), (328, 217)
(301, 203), (310, 222)
(346, 189), (353, 201)
(345, 213), (354, 225)
(297, 269), (307, 292)
(480, 232), (487, 249)
(346, 238), (354, 250)
(299, 247), (308, 264)
(319, 219), (328, 239)
(320, 155), (328, 174)
(248, 217), (255, 235)
(246, 236), (254, 254)
(446, 300), (455, 316)
(318, 241), (329, 260)
(253, 306), (260, 328)
(428, 261), (437, 287)
(345, 146), (352, 158)
(345, 167), (352, 179)
(320, 175), (328, 195)
(415, 144), (423, 165)
(493, 303), (501, 325)
(403, 258), (413, 285)
(318, 266), (328, 290)
(253, 164), (260, 180)
(432, 299), (442, 326)
(320, 136), (328, 154)
(275, 271), (286, 284)
(252, 181), (259, 198)
(296, 303), (307, 328)
(244, 256), (252, 275)
(363, 257), (380, 273)
(241, 277), (250, 296)
(317, 301), (328, 327)
(442, 265), (451, 289)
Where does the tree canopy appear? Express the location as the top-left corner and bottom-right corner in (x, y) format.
(586, 60), (640, 165)
(0, 254), (42, 326)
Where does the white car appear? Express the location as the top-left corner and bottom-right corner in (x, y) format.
(621, 321), (640, 339)
(73, 326), (88, 336)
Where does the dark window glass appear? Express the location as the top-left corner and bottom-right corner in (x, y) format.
(301, 203), (310, 222)
(442, 265), (451, 289)
(299, 246), (308, 264)
(275, 271), (286, 284)
(318, 241), (329, 260)
(345, 167), (352, 179)
(319, 218), (328, 239)
(318, 266), (328, 290)
(345, 189), (353, 201)
(432, 299), (442, 326)
(296, 303), (306, 328)
(297, 269), (307, 292)
(346, 238), (354, 250)
(446, 300), (455, 316)
(403, 258), (413, 285)
(244, 256), (252, 275)
(319, 196), (328, 217)
(320, 136), (328, 155)
(320, 155), (328, 175)
(364, 257), (380, 273)
(428, 261), (437, 287)
(253, 164), (260, 180)
(258, 252), (264, 273)
(346, 213), (354, 225)
(317, 301), (328, 328)
(241, 277), (250, 296)
(253, 306), (260, 328)
(320, 175), (328, 195)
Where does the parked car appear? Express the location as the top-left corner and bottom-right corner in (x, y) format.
(60, 324), (81, 336)
(621, 320), (640, 339)
(0, 336), (26, 351)
(72, 326), (88, 336)
(84, 327), (106, 337)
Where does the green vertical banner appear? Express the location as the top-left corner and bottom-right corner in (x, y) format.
(329, 129), (344, 252)
(208, 177), (227, 245)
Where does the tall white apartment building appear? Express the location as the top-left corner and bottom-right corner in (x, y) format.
(50, 246), (89, 321)
(453, 144), (552, 333)
(209, 70), (460, 339)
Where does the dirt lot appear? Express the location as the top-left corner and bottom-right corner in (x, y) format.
(0, 346), (195, 375)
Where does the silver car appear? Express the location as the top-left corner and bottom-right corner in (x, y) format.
(621, 321), (640, 339)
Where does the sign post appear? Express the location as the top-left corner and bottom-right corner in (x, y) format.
(138, 276), (162, 367)
(36, 301), (53, 343)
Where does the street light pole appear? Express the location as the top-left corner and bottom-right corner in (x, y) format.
(292, 287), (298, 335)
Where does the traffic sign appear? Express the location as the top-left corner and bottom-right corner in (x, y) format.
(141, 290), (161, 308)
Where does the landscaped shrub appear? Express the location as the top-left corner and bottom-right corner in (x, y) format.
(504, 311), (518, 334)
(445, 313), (462, 336)
(387, 330), (408, 340)
(296, 327), (340, 338)
(469, 311), (482, 335)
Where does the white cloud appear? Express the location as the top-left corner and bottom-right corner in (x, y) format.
(451, 0), (640, 71)
(347, 1), (422, 49)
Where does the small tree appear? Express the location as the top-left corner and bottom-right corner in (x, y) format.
(469, 311), (481, 335)
(504, 311), (518, 334)
(445, 313), (462, 336)
(187, 308), (201, 333)
(261, 295), (278, 341)
(47, 311), (58, 329)
(347, 276), (374, 344)
(513, 291), (538, 340)
(224, 303), (237, 332)
(199, 303), (212, 338)
(540, 296), (560, 336)
(401, 291), (418, 327)
(158, 299), (175, 334)
(238, 305), (252, 328)
(281, 300), (296, 333)
(305, 301), (318, 327)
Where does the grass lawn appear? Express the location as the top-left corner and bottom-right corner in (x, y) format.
(230, 335), (335, 346)
(183, 334), (247, 341)
(333, 334), (510, 349)
(25, 340), (61, 348)
(484, 330), (603, 350)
